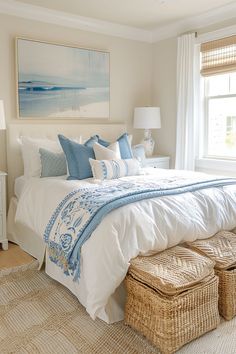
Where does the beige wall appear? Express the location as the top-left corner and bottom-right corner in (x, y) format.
(0, 13), (152, 172)
(152, 37), (177, 168)
(1, 12), (235, 175)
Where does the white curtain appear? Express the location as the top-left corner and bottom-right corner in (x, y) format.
(175, 33), (196, 170)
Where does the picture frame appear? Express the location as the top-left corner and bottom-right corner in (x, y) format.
(15, 38), (110, 119)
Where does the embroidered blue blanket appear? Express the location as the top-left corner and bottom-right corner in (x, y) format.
(44, 175), (236, 280)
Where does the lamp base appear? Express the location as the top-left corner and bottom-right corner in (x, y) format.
(141, 129), (155, 157)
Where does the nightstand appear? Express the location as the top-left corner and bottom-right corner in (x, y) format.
(144, 156), (170, 169)
(0, 172), (8, 251)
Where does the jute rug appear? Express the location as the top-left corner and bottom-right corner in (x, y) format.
(0, 265), (236, 354)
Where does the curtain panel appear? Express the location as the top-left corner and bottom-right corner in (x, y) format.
(175, 33), (196, 170)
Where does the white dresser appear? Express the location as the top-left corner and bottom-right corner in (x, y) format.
(145, 156), (170, 169)
(0, 172), (8, 251)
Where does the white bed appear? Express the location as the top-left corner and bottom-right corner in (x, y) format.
(14, 175), (27, 199)
(7, 122), (128, 322)
(7, 123), (125, 266)
(7, 123), (236, 324)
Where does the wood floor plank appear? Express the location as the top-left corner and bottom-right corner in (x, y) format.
(0, 243), (34, 269)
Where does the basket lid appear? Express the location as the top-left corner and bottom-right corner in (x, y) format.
(128, 246), (215, 295)
(187, 231), (236, 270)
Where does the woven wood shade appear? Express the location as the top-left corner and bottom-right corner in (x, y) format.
(200, 35), (236, 76)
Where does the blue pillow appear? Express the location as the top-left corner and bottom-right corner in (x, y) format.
(117, 133), (133, 159)
(58, 134), (95, 180)
(39, 148), (67, 177)
(85, 135), (99, 147)
(92, 133), (133, 159)
(97, 135), (110, 147)
(132, 144), (146, 166)
(89, 135), (110, 147)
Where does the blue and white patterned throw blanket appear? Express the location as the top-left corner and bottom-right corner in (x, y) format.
(44, 175), (236, 280)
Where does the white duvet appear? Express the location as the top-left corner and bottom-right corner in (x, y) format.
(16, 168), (236, 323)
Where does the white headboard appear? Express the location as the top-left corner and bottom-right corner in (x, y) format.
(7, 122), (126, 200)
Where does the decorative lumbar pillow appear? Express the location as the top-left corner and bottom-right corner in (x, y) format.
(20, 136), (61, 178)
(39, 148), (67, 177)
(89, 158), (141, 180)
(58, 134), (95, 180)
(93, 142), (121, 160)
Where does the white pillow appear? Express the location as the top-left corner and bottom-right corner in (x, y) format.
(93, 142), (121, 160)
(89, 158), (141, 180)
(128, 134), (133, 146)
(20, 136), (62, 178)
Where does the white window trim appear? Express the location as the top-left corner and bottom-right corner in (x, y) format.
(195, 158), (236, 176)
(195, 25), (236, 175)
(204, 87), (236, 160)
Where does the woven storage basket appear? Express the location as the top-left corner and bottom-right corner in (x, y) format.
(215, 268), (236, 320)
(187, 231), (236, 320)
(125, 246), (220, 354)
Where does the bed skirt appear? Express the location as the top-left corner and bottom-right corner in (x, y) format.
(7, 197), (126, 324)
(7, 197), (46, 268)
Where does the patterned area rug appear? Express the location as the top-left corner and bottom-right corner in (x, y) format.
(0, 266), (236, 354)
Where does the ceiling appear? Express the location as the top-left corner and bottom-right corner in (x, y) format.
(15, 0), (236, 30)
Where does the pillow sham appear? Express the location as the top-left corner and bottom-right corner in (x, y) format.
(93, 142), (121, 160)
(93, 135), (110, 147)
(84, 135), (99, 147)
(117, 133), (133, 159)
(20, 136), (61, 178)
(39, 148), (67, 177)
(89, 158), (141, 180)
(90, 133), (133, 159)
(58, 134), (95, 180)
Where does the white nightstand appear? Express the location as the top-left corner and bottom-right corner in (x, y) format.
(0, 172), (8, 251)
(145, 156), (170, 169)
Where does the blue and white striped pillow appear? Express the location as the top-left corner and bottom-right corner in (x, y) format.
(89, 158), (141, 180)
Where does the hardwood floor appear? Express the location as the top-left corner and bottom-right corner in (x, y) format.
(0, 242), (34, 269)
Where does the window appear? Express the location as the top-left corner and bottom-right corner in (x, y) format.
(200, 35), (236, 160)
(203, 73), (236, 159)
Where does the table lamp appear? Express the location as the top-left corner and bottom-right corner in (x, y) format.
(133, 107), (161, 157)
(0, 100), (6, 130)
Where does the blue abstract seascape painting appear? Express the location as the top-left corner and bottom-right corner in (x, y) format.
(16, 38), (110, 119)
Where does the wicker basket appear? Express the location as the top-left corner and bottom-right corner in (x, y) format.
(186, 231), (236, 270)
(215, 268), (236, 320)
(128, 246), (215, 296)
(125, 246), (220, 354)
(187, 231), (236, 320)
(125, 274), (219, 354)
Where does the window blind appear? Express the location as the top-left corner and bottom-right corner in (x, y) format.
(200, 35), (236, 76)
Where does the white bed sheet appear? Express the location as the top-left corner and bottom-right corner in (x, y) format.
(14, 175), (68, 199)
(15, 169), (236, 323)
(14, 176), (27, 199)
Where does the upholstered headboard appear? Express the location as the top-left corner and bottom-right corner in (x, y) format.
(7, 122), (126, 200)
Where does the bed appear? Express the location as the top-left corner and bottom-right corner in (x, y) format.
(7, 123), (236, 324)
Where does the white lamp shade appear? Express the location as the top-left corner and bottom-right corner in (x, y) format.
(0, 100), (6, 130)
(133, 107), (161, 129)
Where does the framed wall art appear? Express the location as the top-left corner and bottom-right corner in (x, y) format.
(16, 38), (110, 119)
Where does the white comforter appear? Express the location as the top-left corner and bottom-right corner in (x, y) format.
(16, 168), (236, 322)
